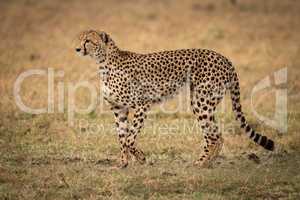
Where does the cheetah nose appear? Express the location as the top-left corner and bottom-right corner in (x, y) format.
(75, 48), (81, 52)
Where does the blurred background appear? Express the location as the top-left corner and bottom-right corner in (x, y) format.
(1, 0), (299, 115)
(0, 0), (300, 199)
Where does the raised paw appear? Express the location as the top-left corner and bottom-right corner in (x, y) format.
(131, 149), (146, 164)
(136, 154), (146, 164)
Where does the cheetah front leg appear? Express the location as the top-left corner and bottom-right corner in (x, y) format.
(111, 105), (130, 168)
(126, 105), (149, 164)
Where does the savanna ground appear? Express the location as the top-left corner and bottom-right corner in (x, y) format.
(1, 0), (300, 199)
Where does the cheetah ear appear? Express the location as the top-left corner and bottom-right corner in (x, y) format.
(99, 31), (109, 44)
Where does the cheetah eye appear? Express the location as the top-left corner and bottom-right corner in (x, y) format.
(85, 39), (90, 43)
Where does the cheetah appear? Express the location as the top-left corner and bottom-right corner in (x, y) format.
(75, 30), (274, 168)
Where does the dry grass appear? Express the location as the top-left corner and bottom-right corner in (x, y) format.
(0, 0), (300, 199)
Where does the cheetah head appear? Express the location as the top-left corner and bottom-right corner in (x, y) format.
(75, 30), (111, 63)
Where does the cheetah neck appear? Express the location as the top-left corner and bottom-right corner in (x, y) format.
(95, 43), (120, 66)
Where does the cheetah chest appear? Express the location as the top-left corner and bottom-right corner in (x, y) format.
(99, 67), (133, 104)
(99, 68), (115, 101)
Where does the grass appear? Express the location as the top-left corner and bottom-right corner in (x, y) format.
(1, 112), (300, 199)
(1, 0), (300, 199)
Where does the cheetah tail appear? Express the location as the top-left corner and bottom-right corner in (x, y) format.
(229, 73), (274, 151)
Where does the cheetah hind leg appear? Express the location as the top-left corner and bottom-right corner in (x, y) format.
(193, 135), (223, 167)
(190, 86), (225, 167)
(192, 112), (223, 167)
